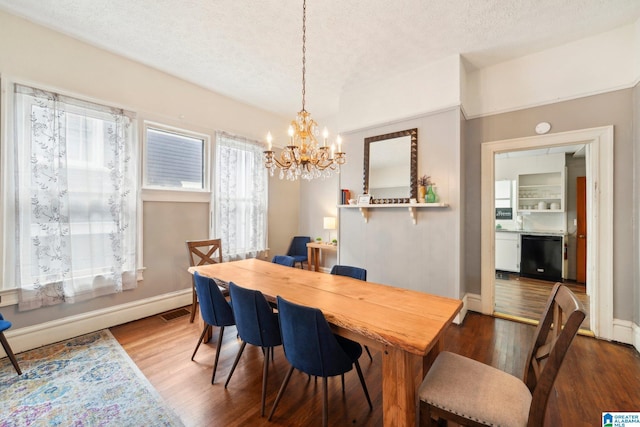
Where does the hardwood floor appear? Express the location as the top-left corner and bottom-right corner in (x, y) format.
(495, 272), (590, 330)
(110, 308), (640, 427)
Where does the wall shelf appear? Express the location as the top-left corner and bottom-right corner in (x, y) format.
(338, 203), (448, 224)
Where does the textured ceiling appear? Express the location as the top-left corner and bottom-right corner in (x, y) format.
(1, 0), (639, 119)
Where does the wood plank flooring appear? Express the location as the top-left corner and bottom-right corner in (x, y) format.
(110, 308), (640, 427)
(495, 272), (590, 330)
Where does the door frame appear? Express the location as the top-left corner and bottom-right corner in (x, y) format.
(480, 126), (613, 340)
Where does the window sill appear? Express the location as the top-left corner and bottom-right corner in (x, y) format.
(141, 188), (210, 203)
(0, 268), (146, 307)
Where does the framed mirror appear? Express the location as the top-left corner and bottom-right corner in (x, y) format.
(363, 128), (418, 204)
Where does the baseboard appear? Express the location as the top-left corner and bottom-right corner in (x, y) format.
(462, 292), (640, 345)
(612, 318), (639, 349)
(3, 289), (192, 355)
(464, 292), (482, 314)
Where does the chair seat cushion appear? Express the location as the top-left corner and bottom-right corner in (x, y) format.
(419, 351), (532, 427)
(0, 319), (11, 332)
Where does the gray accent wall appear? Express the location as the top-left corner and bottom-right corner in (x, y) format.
(465, 88), (635, 321)
(335, 107), (463, 299)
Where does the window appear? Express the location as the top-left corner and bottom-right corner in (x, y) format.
(144, 125), (208, 191)
(215, 132), (267, 261)
(9, 84), (138, 310)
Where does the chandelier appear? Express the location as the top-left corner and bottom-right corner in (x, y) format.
(263, 0), (346, 181)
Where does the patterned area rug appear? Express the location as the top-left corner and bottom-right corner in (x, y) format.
(0, 330), (183, 426)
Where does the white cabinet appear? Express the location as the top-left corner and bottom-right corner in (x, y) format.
(495, 232), (520, 272)
(517, 171), (565, 212)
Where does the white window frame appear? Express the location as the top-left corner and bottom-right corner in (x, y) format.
(141, 120), (212, 203)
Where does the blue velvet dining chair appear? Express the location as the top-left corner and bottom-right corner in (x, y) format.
(330, 265), (372, 361)
(286, 236), (311, 269)
(191, 271), (235, 384)
(268, 296), (372, 427)
(271, 255), (296, 267)
(0, 312), (22, 375)
(330, 265), (367, 281)
(224, 282), (282, 416)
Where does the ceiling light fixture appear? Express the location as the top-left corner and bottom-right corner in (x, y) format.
(263, 0), (345, 180)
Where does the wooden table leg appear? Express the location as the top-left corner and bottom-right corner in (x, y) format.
(381, 340), (442, 427)
(307, 246), (313, 271)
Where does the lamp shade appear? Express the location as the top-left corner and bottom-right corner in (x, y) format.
(323, 217), (336, 230)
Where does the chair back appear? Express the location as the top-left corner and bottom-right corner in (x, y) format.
(272, 255), (296, 267)
(524, 283), (586, 426)
(186, 239), (223, 267)
(330, 265), (367, 281)
(286, 236), (311, 257)
(193, 272), (235, 327)
(276, 296), (354, 378)
(229, 282), (281, 348)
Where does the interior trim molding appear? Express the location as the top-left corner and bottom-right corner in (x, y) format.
(2, 289), (191, 355)
(480, 126), (614, 341)
(464, 83), (638, 120)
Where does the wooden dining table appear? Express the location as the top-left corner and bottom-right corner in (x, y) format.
(189, 258), (462, 427)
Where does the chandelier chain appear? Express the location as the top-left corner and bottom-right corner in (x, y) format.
(262, 0), (346, 181)
(301, 0), (306, 111)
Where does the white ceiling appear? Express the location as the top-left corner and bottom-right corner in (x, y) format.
(1, 0), (639, 119)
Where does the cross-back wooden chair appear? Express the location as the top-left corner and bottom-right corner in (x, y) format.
(186, 239), (224, 323)
(418, 282), (585, 427)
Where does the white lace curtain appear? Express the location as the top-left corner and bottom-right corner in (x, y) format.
(215, 132), (267, 261)
(12, 84), (138, 311)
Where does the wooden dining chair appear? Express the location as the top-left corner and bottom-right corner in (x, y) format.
(418, 282), (585, 427)
(186, 239), (224, 323)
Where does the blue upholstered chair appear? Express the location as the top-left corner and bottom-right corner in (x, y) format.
(0, 312), (21, 375)
(330, 265), (367, 281)
(225, 282), (282, 416)
(330, 265), (372, 361)
(271, 255), (296, 267)
(191, 271), (235, 384)
(268, 296), (372, 426)
(286, 236), (311, 269)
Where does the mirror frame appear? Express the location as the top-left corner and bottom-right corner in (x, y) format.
(363, 128), (418, 204)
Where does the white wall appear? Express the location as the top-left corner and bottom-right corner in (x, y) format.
(465, 24), (638, 118)
(0, 10), (299, 331)
(337, 55), (461, 132)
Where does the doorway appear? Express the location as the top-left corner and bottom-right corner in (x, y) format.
(480, 126), (614, 340)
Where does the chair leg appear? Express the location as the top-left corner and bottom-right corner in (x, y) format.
(224, 341), (247, 388)
(341, 373), (345, 392)
(268, 365), (295, 421)
(322, 376), (329, 427)
(354, 359), (372, 410)
(261, 346), (271, 417)
(191, 324), (211, 360)
(211, 326), (226, 384)
(190, 282), (198, 323)
(0, 332), (22, 375)
(364, 345), (373, 361)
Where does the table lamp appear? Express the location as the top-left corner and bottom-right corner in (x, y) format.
(323, 216), (336, 243)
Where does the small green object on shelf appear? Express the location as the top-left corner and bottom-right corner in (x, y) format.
(426, 185), (437, 203)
